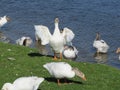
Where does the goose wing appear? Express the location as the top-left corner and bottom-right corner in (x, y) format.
(62, 27), (75, 44)
(34, 25), (52, 45)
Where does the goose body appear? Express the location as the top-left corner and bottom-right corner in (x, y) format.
(2, 76), (44, 90)
(49, 19), (65, 54)
(93, 33), (109, 53)
(34, 18), (74, 60)
(16, 36), (32, 46)
(0, 15), (10, 27)
(63, 45), (78, 60)
(43, 62), (86, 85)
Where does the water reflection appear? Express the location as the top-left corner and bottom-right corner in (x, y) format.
(0, 31), (10, 43)
(93, 52), (108, 64)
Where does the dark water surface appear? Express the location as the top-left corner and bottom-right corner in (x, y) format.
(0, 0), (120, 69)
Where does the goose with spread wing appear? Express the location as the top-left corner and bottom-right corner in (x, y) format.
(34, 18), (74, 60)
(93, 32), (109, 54)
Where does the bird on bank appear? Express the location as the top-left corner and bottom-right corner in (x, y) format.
(0, 15), (10, 27)
(43, 62), (86, 85)
(62, 45), (78, 60)
(16, 36), (33, 46)
(34, 18), (74, 60)
(93, 32), (109, 54)
(1, 76), (44, 90)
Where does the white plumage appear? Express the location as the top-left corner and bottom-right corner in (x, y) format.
(1, 76), (44, 90)
(16, 36), (33, 46)
(43, 62), (86, 85)
(63, 45), (78, 60)
(0, 15), (10, 27)
(93, 33), (109, 53)
(34, 18), (74, 60)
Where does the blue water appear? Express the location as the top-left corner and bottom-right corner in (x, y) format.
(0, 0), (120, 69)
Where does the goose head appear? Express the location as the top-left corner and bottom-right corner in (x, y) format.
(64, 45), (74, 50)
(55, 18), (59, 23)
(116, 48), (120, 60)
(60, 29), (64, 33)
(5, 16), (11, 22)
(72, 67), (86, 81)
(116, 47), (120, 54)
(53, 18), (60, 36)
(95, 32), (100, 40)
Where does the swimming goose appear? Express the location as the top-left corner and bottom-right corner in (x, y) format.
(16, 36), (33, 46)
(34, 18), (74, 60)
(43, 62), (86, 85)
(93, 32), (109, 54)
(0, 15), (10, 27)
(62, 45), (78, 60)
(1, 76), (44, 90)
(116, 47), (120, 60)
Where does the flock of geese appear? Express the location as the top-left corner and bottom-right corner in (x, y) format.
(34, 18), (78, 60)
(0, 15), (120, 90)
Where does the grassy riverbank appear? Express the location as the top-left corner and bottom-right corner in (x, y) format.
(0, 42), (120, 90)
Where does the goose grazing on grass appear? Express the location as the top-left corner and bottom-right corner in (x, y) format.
(62, 45), (78, 60)
(1, 76), (44, 90)
(93, 32), (109, 54)
(34, 18), (74, 60)
(43, 62), (86, 85)
(16, 36), (33, 46)
(0, 15), (10, 27)
(116, 47), (120, 60)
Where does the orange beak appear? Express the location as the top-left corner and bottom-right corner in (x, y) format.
(82, 76), (87, 81)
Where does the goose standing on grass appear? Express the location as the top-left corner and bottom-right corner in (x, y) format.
(16, 36), (33, 46)
(116, 47), (120, 60)
(43, 62), (86, 85)
(34, 18), (74, 60)
(62, 45), (78, 60)
(93, 32), (109, 54)
(0, 15), (10, 27)
(1, 76), (44, 90)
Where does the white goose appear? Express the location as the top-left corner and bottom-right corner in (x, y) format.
(116, 47), (120, 60)
(62, 45), (78, 60)
(1, 76), (44, 90)
(34, 18), (74, 60)
(16, 36), (33, 46)
(93, 32), (109, 54)
(0, 15), (10, 27)
(43, 62), (86, 85)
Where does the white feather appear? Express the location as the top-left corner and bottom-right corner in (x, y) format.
(61, 27), (75, 43)
(1, 76), (44, 90)
(0, 16), (8, 27)
(93, 33), (109, 53)
(43, 62), (75, 78)
(34, 25), (51, 45)
(93, 40), (109, 53)
(63, 45), (78, 60)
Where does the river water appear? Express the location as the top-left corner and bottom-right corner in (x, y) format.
(0, 0), (120, 69)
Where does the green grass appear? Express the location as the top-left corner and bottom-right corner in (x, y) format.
(0, 42), (120, 90)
